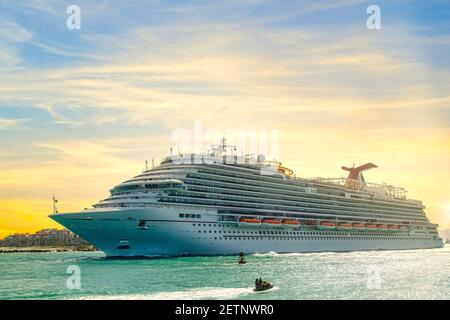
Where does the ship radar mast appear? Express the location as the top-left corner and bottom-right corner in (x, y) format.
(208, 137), (237, 157)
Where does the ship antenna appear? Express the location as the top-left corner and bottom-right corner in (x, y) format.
(152, 158), (155, 169)
(145, 160), (148, 171)
(52, 194), (58, 214)
(222, 137), (226, 152)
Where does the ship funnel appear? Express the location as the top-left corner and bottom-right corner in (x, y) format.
(342, 163), (377, 189)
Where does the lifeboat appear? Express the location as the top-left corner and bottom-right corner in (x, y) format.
(336, 222), (352, 231)
(239, 217), (261, 227)
(365, 223), (378, 230)
(352, 223), (366, 231)
(261, 218), (282, 228)
(377, 224), (388, 231)
(387, 225), (400, 232)
(281, 219), (301, 228)
(318, 221), (336, 230)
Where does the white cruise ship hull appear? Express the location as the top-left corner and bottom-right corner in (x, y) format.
(51, 207), (443, 257)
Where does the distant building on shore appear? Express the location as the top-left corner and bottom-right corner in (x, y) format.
(0, 229), (90, 247)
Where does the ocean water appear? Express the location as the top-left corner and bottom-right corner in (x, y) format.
(0, 246), (448, 300)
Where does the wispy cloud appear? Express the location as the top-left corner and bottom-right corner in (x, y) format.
(0, 18), (33, 69)
(0, 118), (28, 129)
(1, 23), (448, 133)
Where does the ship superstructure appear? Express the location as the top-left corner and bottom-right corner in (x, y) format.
(51, 139), (443, 257)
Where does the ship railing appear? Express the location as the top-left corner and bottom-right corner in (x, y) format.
(162, 154), (413, 201)
(161, 153), (282, 168)
(291, 177), (409, 200)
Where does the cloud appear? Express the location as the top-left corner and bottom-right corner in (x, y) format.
(2, 0), (60, 16)
(0, 18), (33, 69)
(0, 137), (173, 215)
(0, 118), (28, 129)
(1, 22), (448, 125)
(0, 19), (33, 43)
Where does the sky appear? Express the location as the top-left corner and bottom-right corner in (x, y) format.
(0, 0), (449, 238)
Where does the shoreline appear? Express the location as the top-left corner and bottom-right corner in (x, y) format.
(0, 246), (98, 253)
(1, 244), (448, 254)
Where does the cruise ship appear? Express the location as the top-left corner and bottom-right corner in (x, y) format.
(50, 139), (443, 257)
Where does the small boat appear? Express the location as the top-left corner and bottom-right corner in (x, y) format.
(377, 224), (388, 231)
(318, 221), (336, 230)
(337, 222), (352, 231)
(281, 219), (300, 228)
(239, 217), (261, 227)
(238, 252), (246, 264)
(254, 280), (274, 292)
(261, 218), (282, 228)
(137, 220), (149, 229)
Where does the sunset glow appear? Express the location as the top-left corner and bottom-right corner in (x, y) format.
(0, 0), (449, 238)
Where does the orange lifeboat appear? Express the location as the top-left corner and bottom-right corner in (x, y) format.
(261, 218), (282, 228)
(281, 219), (301, 228)
(352, 223), (365, 231)
(387, 225), (400, 231)
(377, 224), (388, 231)
(239, 217), (261, 227)
(337, 222), (352, 231)
(318, 221), (336, 230)
(365, 223), (377, 230)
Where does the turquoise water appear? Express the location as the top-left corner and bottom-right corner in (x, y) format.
(0, 246), (449, 300)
